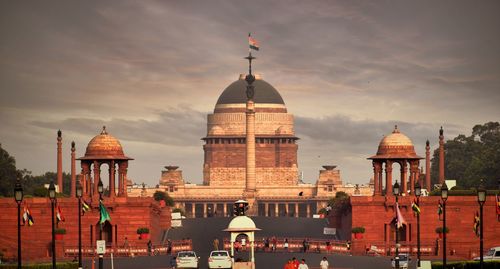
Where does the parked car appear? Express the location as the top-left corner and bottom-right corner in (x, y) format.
(391, 254), (410, 269)
(474, 246), (500, 261)
(208, 250), (232, 269)
(176, 251), (199, 269)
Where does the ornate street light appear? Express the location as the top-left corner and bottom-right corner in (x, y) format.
(440, 182), (448, 269)
(477, 181), (486, 269)
(393, 181), (400, 269)
(48, 181), (56, 269)
(414, 182), (421, 268)
(76, 181), (83, 269)
(14, 180), (23, 269)
(97, 180), (103, 269)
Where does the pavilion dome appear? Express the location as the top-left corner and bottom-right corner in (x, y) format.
(224, 216), (261, 232)
(369, 126), (422, 160)
(216, 74), (285, 106)
(79, 126), (132, 160)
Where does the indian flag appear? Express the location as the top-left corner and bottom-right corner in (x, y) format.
(99, 199), (111, 224)
(248, 33), (259, 51)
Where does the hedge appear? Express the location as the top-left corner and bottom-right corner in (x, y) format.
(432, 260), (500, 269)
(0, 262), (78, 269)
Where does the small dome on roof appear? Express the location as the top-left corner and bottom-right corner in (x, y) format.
(369, 126), (422, 160)
(79, 126), (133, 160)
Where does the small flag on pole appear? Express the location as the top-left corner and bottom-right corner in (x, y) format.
(56, 205), (65, 223)
(23, 206), (35, 226)
(473, 211), (480, 237)
(396, 202), (406, 229)
(411, 199), (420, 215)
(82, 200), (91, 214)
(248, 33), (259, 51)
(99, 199), (111, 224)
(437, 201), (443, 216)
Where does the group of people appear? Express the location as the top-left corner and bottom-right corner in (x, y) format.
(284, 257), (330, 269)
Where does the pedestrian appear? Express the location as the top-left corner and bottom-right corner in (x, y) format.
(147, 240), (152, 256)
(284, 259), (292, 269)
(284, 238), (289, 252)
(124, 237), (130, 256)
(167, 239), (172, 255)
(320, 256), (329, 269)
(265, 237), (270, 252)
(302, 239), (307, 253)
(170, 256), (177, 269)
(213, 238), (220, 250)
(272, 236), (277, 252)
(292, 257), (300, 269)
(298, 259), (309, 269)
(234, 240), (241, 253)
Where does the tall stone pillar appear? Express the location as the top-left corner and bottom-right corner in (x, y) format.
(109, 160), (116, 198)
(306, 204), (311, 218)
(71, 141), (76, 197)
(373, 162), (381, 196)
(93, 161), (100, 196)
(118, 162), (128, 197)
(57, 130), (63, 193)
(385, 161), (393, 195)
(439, 127), (445, 185)
(265, 203), (269, 217)
(409, 161), (419, 195)
(401, 162), (408, 194)
(203, 203), (208, 218)
(425, 140), (431, 191)
(295, 203), (299, 218)
(243, 56), (257, 214)
(82, 162), (90, 197)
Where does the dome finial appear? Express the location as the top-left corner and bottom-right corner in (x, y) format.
(393, 125), (400, 133)
(101, 126), (107, 135)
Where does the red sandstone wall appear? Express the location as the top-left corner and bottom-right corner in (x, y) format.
(0, 197), (171, 262)
(350, 196), (500, 259)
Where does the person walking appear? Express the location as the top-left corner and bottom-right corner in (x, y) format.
(320, 256), (329, 269)
(292, 257), (300, 269)
(213, 238), (220, 250)
(170, 256), (177, 269)
(147, 240), (153, 256)
(284, 238), (289, 252)
(298, 259), (309, 269)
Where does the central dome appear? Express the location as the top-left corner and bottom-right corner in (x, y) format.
(216, 74), (285, 105)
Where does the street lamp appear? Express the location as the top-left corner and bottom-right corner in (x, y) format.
(97, 180), (104, 269)
(76, 181), (83, 269)
(393, 181), (400, 269)
(440, 182), (448, 269)
(477, 182), (486, 269)
(14, 180), (23, 269)
(414, 182), (421, 268)
(48, 181), (57, 269)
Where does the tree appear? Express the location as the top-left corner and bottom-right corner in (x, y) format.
(153, 190), (174, 207)
(0, 144), (20, 196)
(431, 122), (500, 189)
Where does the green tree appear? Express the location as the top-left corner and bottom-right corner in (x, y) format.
(431, 122), (500, 189)
(0, 144), (20, 196)
(153, 190), (174, 206)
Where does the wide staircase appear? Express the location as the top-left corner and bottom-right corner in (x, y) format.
(165, 217), (336, 254)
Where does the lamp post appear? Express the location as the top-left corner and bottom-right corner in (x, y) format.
(440, 182), (448, 269)
(393, 181), (400, 269)
(415, 183), (421, 268)
(477, 182), (486, 269)
(14, 180), (23, 269)
(98, 180), (104, 269)
(76, 182), (83, 269)
(48, 181), (57, 269)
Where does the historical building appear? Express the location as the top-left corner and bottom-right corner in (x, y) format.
(129, 62), (373, 217)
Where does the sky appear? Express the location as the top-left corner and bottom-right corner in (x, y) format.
(1, 0), (499, 187)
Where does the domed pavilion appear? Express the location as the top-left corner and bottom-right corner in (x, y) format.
(368, 125), (422, 196)
(77, 126), (133, 198)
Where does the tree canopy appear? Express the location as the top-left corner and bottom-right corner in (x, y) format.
(430, 122), (500, 189)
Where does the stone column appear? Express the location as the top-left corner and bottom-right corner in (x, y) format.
(386, 161), (393, 195)
(71, 141), (76, 197)
(109, 160), (115, 198)
(265, 203), (269, 217)
(410, 161), (419, 195)
(82, 162), (90, 197)
(203, 203), (208, 218)
(223, 203), (227, 217)
(275, 203), (279, 217)
(295, 203), (299, 218)
(245, 100), (256, 194)
(401, 161), (408, 194)
(373, 161), (381, 196)
(118, 162), (128, 197)
(250, 240), (255, 262)
(191, 203), (195, 218)
(93, 161), (100, 196)
(439, 127), (445, 185)
(425, 140), (431, 191)
(57, 130), (63, 193)
(306, 204), (311, 218)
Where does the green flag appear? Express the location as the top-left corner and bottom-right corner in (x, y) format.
(99, 200), (111, 224)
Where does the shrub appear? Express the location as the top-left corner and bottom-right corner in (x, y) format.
(432, 260), (500, 269)
(136, 227), (150, 234)
(435, 227), (449, 233)
(0, 262), (78, 268)
(55, 228), (66, 235)
(153, 191), (174, 207)
(352, 227), (365, 233)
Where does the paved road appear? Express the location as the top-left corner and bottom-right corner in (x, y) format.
(83, 252), (400, 269)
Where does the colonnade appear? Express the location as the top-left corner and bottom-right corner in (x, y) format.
(372, 159), (420, 196)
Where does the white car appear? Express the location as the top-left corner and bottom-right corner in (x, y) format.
(474, 246), (500, 261)
(391, 254), (410, 269)
(176, 251), (199, 269)
(208, 250), (232, 269)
